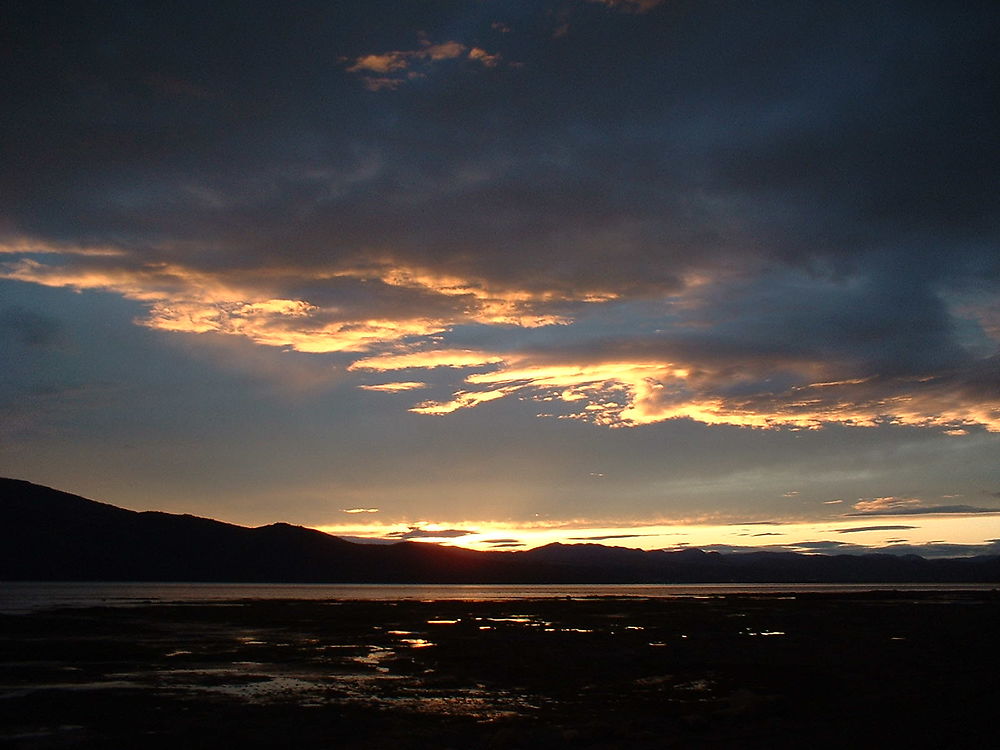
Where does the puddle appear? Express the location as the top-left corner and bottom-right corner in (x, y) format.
(351, 646), (395, 672)
(399, 638), (434, 648)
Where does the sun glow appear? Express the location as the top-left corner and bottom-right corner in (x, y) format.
(314, 513), (1000, 556)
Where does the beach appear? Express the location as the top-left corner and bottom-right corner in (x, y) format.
(2, 590), (999, 748)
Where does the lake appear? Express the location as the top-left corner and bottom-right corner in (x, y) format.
(2, 580), (996, 614)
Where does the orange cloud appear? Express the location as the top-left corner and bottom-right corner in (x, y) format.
(331, 259), (613, 327)
(345, 38), (502, 90)
(1, 253), (612, 357)
(4, 251), (996, 433)
(468, 47), (502, 68)
(853, 497), (922, 514)
(0, 238), (126, 257)
(357, 381), (428, 392)
(366, 351), (1000, 431)
(350, 349), (503, 371)
(347, 53), (410, 74)
(410, 387), (517, 415)
(0, 257), (453, 353)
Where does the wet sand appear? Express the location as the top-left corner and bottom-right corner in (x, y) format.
(2, 591), (999, 748)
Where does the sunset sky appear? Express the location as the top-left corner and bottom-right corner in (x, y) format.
(2, 1), (999, 556)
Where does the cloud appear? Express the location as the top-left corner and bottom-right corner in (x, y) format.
(837, 525), (917, 534)
(0, 239), (125, 257)
(0, 306), (64, 348)
(681, 539), (1000, 558)
(586, 0), (665, 12)
(387, 348), (1000, 430)
(387, 526), (477, 540)
(346, 37), (503, 90)
(852, 497), (922, 514)
(468, 48), (502, 68)
(1, 1), (997, 444)
(342, 508), (379, 514)
(791, 540), (851, 550)
(849, 497), (1000, 516)
(350, 350), (504, 372)
(847, 504), (1000, 517)
(357, 382), (428, 393)
(481, 538), (526, 548)
(0, 256), (586, 355)
(566, 533), (660, 541)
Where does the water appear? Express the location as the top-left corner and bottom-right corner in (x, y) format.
(2, 581), (996, 614)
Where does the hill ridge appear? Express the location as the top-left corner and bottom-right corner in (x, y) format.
(3, 478), (999, 584)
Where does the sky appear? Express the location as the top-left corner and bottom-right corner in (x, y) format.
(2, 0), (999, 557)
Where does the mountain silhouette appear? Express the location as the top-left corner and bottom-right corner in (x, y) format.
(3, 478), (999, 583)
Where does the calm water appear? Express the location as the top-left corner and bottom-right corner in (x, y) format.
(2, 581), (996, 614)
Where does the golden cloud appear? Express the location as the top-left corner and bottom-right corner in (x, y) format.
(1, 255), (596, 354)
(853, 497), (922, 514)
(366, 351), (1000, 431)
(0, 238), (126, 257)
(345, 38), (502, 90)
(357, 381), (428, 392)
(4, 250), (997, 433)
(349, 349), (503, 371)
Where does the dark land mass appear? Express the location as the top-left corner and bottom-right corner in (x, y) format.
(2, 591), (999, 748)
(4, 478), (1000, 583)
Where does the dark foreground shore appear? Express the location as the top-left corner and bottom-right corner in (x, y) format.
(2, 591), (999, 749)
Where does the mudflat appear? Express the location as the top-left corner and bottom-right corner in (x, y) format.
(2, 591), (998, 749)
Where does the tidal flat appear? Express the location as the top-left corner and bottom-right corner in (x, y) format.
(2, 591), (998, 749)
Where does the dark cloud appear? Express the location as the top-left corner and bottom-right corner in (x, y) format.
(864, 540), (1000, 558)
(847, 505), (1000, 517)
(791, 541), (851, 550)
(0, 306), (64, 348)
(4, 2), (997, 284)
(685, 539), (1000, 559)
(838, 525), (917, 534)
(567, 533), (660, 541)
(387, 526), (477, 540)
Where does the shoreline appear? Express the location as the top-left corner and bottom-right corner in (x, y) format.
(3, 591), (999, 747)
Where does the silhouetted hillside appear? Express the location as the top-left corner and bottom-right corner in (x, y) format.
(3, 478), (999, 583)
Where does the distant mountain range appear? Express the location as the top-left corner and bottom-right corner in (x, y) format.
(3, 478), (999, 583)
